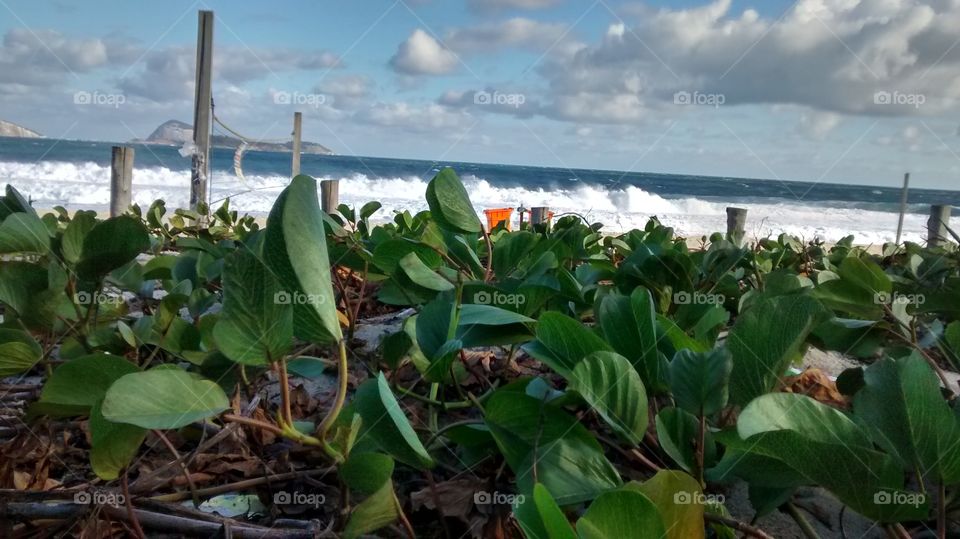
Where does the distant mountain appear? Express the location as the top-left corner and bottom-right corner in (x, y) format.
(133, 120), (334, 155)
(0, 120), (42, 138)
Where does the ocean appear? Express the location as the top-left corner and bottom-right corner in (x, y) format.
(1, 136), (958, 244)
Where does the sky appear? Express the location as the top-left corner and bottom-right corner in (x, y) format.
(1, 0), (959, 189)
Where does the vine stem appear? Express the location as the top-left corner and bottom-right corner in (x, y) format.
(221, 414), (284, 436)
(938, 482), (946, 539)
(482, 228), (493, 282)
(122, 469), (146, 539)
(316, 339), (349, 441)
(785, 502), (821, 539)
(276, 359), (293, 426)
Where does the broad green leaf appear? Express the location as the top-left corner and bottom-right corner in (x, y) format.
(656, 407), (714, 474)
(340, 452), (394, 496)
(736, 393), (926, 522)
(727, 294), (828, 405)
(343, 479), (399, 539)
(854, 355), (960, 484)
(415, 295), (460, 381)
(264, 175), (342, 344)
(484, 389), (621, 505)
(102, 368), (229, 429)
(213, 249), (293, 365)
(569, 351), (648, 445)
(514, 483), (577, 539)
(0, 211), (49, 254)
(525, 312), (612, 377)
(0, 261), (46, 316)
(493, 231), (539, 279)
(598, 288), (667, 392)
(354, 373), (434, 469)
(576, 490), (666, 539)
(627, 470), (705, 539)
(89, 400), (146, 480)
(425, 168), (482, 234)
(62, 211), (96, 264)
(0, 329), (42, 377)
(398, 251), (454, 291)
(77, 216), (150, 280)
(286, 356), (328, 378)
(372, 239), (442, 274)
(359, 200), (382, 219)
(458, 304), (535, 326)
(669, 348), (732, 416)
(38, 353), (139, 413)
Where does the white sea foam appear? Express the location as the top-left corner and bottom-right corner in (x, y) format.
(0, 160), (928, 244)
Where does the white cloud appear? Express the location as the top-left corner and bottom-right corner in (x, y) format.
(798, 111), (841, 140)
(446, 17), (568, 52)
(535, 0), (960, 123)
(389, 29), (459, 76)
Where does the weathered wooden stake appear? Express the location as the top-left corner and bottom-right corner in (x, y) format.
(110, 146), (134, 217)
(928, 204), (952, 247)
(291, 111), (302, 177)
(726, 207), (747, 245)
(531, 207), (550, 226)
(320, 180), (339, 214)
(895, 172), (910, 244)
(190, 10), (214, 212)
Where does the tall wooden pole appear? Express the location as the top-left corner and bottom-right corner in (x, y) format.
(190, 10), (214, 212)
(895, 172), (910, 244)
(320, 180), (339, 214)
(928, 205), (952, 247)
(110, 146), (134, 217)
(726, 207), (747, 246)
(291, 112), (302, 177)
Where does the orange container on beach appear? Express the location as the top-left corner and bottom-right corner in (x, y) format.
(484, 208), (513, 231)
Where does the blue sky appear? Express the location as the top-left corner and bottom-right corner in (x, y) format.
(1, 0), (959, 189)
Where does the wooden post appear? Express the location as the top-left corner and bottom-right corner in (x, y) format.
(895, 172), (910, 244)
(190, 10), (214, 213)
(928, 204), (952, 247)
(110, 146), (134, 217)
(291, 111), (302, 177)
(320, 180), (339, 214)
(726, 207), (747, 245)
(531, 207), (550, 225)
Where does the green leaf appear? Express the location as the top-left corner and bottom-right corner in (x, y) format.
(669, 348), (732, 417)
(484, 389), (621, 505)
(0, 211), (50, 254)
(0, 329), (42, 377)
(727, 294), (828, 405)
(354, 373), (434, 469)
(576, 490), (666, 539)
(854, 355), (960, 484)
(213, 249), (293, 365)
(398, 251), (454, 291)
(343, 479), (399, 539)
(264, 175), (342, 344)
(656, 407), (714, 474)
(627, 470), (705, 539)
(425, 168), (482, 234)
(89, 400), (147, 480)
(598, 287), (667, 392)
(735, 393), (926, 522)
(569, 351), (648, 445)
(62, 211), (97, 264)
(38, 353), (139, 413)
(514, 483), (578, 539)
(340, 452), (394, 496)
(458, 304), (535, 326)
(415, 295), (461, 382)
(0, 262), (47, 316)
(526, 312), (612, 377)
(359, 201), (382, 219)
(77, 216), (150, 280)
(101, 368), (230, 429)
